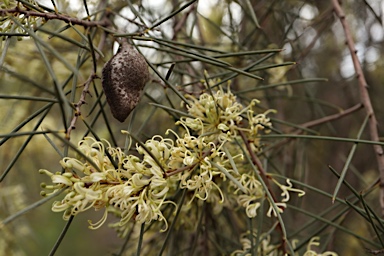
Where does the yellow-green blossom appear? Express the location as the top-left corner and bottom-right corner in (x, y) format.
(231, 231), (279, 256)
(303, 237), (338, 256)
(179, 85), (274, 154)
(39, 84), (289, 239)
(232, 232), (338, 256)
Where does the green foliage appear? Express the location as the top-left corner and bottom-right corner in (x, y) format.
(1, 0), (384, 255)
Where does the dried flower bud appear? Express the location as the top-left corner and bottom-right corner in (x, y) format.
(102, 40), (149, 122)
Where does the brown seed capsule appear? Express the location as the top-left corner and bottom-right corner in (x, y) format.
(101, 40), (149, 122)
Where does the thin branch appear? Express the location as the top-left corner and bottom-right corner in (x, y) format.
(265, 104), (363, 154)
(299, 103), (363, 129)
(366, 248), (384, 255)
(65, 73), (97, 139)
(0, 6), (110, 27)
(66, 32), (107, 139)
(238, 130), (289, 253)
(238, 130), (277, 202)
(331, 0), (384, 214)
(172, 2), (197, 40)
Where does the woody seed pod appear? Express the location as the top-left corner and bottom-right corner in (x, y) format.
(101, 40), (149, 122)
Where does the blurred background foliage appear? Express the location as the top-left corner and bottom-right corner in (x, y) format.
(1, 0), (384, 255)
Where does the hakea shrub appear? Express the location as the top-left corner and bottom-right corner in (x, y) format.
(39, 83), (336, 255)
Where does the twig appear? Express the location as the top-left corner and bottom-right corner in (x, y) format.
(238, 130), (277, 202)
(65, 74), (96, 139)
(0, 6), (110, 28)
(172, 2), (197, 40)
(331, 0), (384, 214)
(299, 103), (363, 129)
(264, 104), (363, 154)
(366, 248), (384, 255)
(66, 32), (107, 139)
(238, 130), (289, 253)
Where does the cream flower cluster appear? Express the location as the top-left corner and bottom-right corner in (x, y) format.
(181, 84), (274, 145)
(232, 232), (338, 256)
(40, 84), (305, 234)
(40, 137), (176, 230)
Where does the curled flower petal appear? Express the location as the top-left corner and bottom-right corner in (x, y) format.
(51, 174), (73, 186)
(88, 172), (106, 182)
(266, 202), (286, 217)
(88, 208), (108, 230)
(52, 201), (71, 212)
